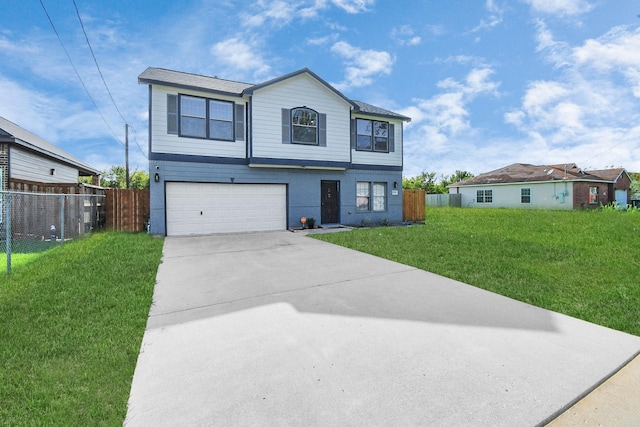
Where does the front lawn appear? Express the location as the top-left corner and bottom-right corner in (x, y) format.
(0, 232), (164, 425)
(313, 208), (640, 336)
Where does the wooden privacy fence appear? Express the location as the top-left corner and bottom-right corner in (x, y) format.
(105, 189), (150, 232)
(403, 189), (425, 222)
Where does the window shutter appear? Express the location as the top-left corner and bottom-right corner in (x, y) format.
(350, 118), (356, 149)
(389, 123), (395, 152)
(234, 104), (245, 141)
(282, 108), (290, 144)
(319, 113), (327, 147)
(167, 94), (178, 134)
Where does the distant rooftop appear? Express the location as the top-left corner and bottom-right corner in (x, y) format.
(449, 163), (627, 187)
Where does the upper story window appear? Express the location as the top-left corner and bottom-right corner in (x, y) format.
(167, 94), (243, 141)
(291, 107), (318, 145)
(181, 96), (207, 138)
(281, 108), (326, 146)
(209, 100), (234, 140)
(356, 119), (389, 152)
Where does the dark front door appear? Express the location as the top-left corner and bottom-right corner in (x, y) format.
(321, 180), (339, 224)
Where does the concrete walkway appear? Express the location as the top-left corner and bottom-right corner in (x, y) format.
(125, 231), (640, 426)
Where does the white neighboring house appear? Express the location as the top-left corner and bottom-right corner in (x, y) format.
(0, 116), (100, 190)
(448, 163), (632, 209)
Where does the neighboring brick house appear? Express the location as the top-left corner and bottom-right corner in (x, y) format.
(448, 163), (632, 209)
(139, 67), (411, 236)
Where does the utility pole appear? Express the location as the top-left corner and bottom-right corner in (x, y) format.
(125, 124), (130, 189)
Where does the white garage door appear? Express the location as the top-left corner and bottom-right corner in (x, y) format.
(166, 183), (287, 236)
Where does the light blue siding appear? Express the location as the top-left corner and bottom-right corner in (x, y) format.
(149, 160), (402, 235)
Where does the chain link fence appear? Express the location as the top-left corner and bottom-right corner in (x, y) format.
(1, 191), (105, 273)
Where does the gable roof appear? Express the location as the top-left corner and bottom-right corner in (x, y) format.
(352, 100), (412, 122)
(139, 67), (411, 121)
(0, 116), (100, 176)
(243, 68), (356, 108)
(138, 67), (254, 96)
(449, 163), (627, 187)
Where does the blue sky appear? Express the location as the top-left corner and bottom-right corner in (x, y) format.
(1, 0), (639, 178)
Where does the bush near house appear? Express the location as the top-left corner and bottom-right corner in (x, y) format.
(313, 207), (640, 337)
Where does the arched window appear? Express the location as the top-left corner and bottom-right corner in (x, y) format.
(291, 107), (318, 145)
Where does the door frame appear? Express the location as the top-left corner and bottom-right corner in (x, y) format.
(320, 180), (340, 224)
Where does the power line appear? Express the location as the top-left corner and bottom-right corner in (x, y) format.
(72, 0), (148, 161)
(38, 0), (124, 146)
(128, 125), (148, 158)
(72, 0), (127, 125)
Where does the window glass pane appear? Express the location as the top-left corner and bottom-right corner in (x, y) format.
(373, 183), (386, 211)
(210, 120), (233, 140)
(357, 119), (372, 135)
(181, 96), (205, 117)
(485, 190), (493, 203)
(477, 190), (484, 203)
(357, 135), (372, 150)
(292, 109), (317, 126)
(374, 137), (388, 152)
(373, 121), (388, 137)
(357, 182), (369, 211)
(210, 100), (233, 121)
(181, 117), (206, 137)
(292, 126), (317, 144)
(521, 188), (531, 203)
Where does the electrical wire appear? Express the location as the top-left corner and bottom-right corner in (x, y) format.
(72, 0), (148, 160)
(38, 0), (124, 146)
(72, 0), (127, 125)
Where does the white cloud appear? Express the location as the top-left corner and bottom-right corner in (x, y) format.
(503, 24), (640, 172)
(534, 19), (572, 68)
(391, 25), (421, 46)
(400, 68), (501, 176)
(330, 41), (393, 90)
(242, 0), (372, 27)
(210, 37), (271, 80)
(470, 0), (505, 33)
(523, 0), (594, 16)
(242, 0), (292, 27)
(331, 0), (374, 14)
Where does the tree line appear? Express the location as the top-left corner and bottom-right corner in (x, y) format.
(79, 165), (150, 189)
(403, 170), (474, 194)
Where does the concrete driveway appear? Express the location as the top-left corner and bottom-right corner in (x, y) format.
(125, 231), (640, 426)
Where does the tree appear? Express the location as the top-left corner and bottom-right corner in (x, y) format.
(403, 171), (438, 193)
(98, 165), (150, 189)
(403, 170), (474, 194)
(631, 172), (640, 198)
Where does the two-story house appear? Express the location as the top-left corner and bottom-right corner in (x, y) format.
(139, 68), (410, 236)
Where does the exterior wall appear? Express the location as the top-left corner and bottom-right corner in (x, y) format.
(149, 84), (247, 159)
(148, 160), (402, 235)
(0, 143), (8, 190)
(573, 182), (611, 209)
(454, 181), (574, 210)
(250, 74), (351, 164)
(351, 114), (403, 168)
(9, 146), (78, 184)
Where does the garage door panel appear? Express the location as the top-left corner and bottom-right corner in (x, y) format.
(166, 183), (286, 236)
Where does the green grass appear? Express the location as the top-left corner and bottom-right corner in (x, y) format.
(0, 232), (164, 426)
(313, 208), (640, 336)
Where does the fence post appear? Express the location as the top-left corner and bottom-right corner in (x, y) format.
(5, 193), (12, 274)
(60, 195), (65, 246)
